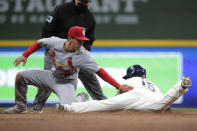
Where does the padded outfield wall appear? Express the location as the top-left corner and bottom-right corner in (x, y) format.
(0, 41), (197, 108)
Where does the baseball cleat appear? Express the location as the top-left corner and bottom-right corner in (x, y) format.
(4, 105), (27, 114)
(181, 76), (192, 89)
(32, 103), (44, 114)
(52, 104), (65, 112)
(31, 109), (43, 114)
(76, 92), (89, 102)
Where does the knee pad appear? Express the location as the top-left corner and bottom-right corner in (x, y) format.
(15, 72), (24, 82)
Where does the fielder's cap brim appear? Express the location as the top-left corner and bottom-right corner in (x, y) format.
(75, 36), (89, 41)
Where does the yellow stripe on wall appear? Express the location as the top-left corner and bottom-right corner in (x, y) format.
(0, 40), (197, 47)
(94, 40), (197, 47)
(0, 40), (35, 47)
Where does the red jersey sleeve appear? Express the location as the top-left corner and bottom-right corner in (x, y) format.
(22, 42), (41, 58)
(96, 68), (120, 89)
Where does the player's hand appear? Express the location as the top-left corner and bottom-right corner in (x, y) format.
(119, 84), (133, 94)
(13, 56), (27, 67)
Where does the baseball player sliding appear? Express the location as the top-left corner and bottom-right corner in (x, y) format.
(4, 26), (121, 114)
(52, 65), (192, 113)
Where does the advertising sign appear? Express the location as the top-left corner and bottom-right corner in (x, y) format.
(0, 51), (181, 104)
(0, 0), (196, 39)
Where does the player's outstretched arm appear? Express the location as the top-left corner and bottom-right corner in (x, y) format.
(96, 68), (121, 89)
(13, 56), (27, 67)
(13, 41), (41, 67)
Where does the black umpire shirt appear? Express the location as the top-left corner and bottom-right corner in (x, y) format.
(42, 1), (96, 51)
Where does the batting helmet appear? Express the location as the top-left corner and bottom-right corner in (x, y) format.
(123, 65), (146, 79)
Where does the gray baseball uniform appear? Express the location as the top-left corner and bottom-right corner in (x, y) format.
(15, 36), (100, 106)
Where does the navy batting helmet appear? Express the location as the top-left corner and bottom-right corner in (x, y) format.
(123, 65), (146, 79)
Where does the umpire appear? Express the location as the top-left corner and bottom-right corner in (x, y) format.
(32, 0), (107, 113)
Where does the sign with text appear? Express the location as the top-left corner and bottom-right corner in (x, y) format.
(0, 51), (182, 105)
(0, 0), (196, 39)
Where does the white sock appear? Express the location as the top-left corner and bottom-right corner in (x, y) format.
(64, 104), (72, 112)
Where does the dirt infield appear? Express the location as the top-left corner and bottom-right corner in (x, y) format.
(0, 109), (197, 131)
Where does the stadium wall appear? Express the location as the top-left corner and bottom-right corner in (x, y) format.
(0, 40), (196, 108)
(0, 0), (197, 39)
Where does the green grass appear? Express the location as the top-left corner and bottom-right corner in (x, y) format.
(171, 108), (197, 111)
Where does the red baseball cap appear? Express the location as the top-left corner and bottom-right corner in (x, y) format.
(68, 26), (89, 41)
